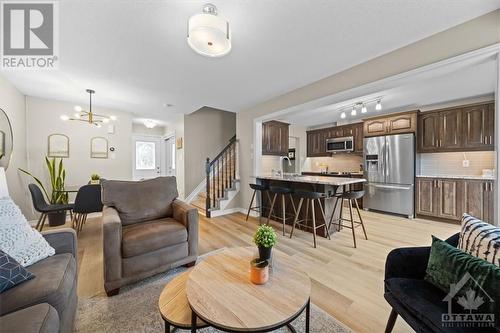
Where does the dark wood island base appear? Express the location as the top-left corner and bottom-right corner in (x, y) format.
(254, 175), (366, 238)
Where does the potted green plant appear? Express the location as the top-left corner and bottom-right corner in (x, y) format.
(253, 225), (277, 261)
(20, 157), (68, 227)
(90, 173), (100, 184)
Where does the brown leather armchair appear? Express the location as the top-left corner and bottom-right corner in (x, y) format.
(101, 177), (198, 296)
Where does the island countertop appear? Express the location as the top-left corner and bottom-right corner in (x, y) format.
(252, 174), (366, 186)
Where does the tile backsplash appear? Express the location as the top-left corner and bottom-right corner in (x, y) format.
(306, 155), (363, 173)
(419, 151), (495, 176)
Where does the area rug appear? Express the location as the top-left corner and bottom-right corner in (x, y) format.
(76, 251), (352, 333)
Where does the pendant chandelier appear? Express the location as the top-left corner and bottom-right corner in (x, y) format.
(60, 89), (115, 127)
(187, 3), (231, 57)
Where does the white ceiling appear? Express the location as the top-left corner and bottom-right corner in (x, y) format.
(2, 0), (499, 121)
(280, 58), (497, 127)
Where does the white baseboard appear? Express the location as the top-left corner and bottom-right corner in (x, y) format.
(209, 207), (259, 218)
(185, 179), (206, 203)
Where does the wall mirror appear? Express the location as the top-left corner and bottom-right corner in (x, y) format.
(48, 134), (69, 158)
(91, 137), (108, 158)
(0, 108), (13, 169)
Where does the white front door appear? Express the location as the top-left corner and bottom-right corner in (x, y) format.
(133, 136), (161, 180)
(165, 136), (176, 176)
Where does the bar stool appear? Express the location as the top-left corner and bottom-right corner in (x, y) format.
(290, 190), (331, 248)
(266, 186), (297, 236)
(245, 183), (271, 223)
(328, 190), (368, 248)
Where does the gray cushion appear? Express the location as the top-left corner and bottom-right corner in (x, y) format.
(0, 253), (76, 317)
(0, 303), (59, 333)
(122, 218), (187, 258)
(101, 177), (179, 225)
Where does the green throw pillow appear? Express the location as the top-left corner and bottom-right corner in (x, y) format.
(425, 236), (500, 324)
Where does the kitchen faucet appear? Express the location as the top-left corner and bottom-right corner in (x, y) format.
(279, 155), (292, 176)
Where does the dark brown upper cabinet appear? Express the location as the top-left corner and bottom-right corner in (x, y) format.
(463, 103), (494, 151)
(306, 129), (326, 157)
(417, 102), (494, 153)
(262, 120), (289, 156)
(363, 111), (418, 137)
(306, 122), (364, 157)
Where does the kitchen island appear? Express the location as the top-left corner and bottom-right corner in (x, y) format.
(253, 174), (366, 237)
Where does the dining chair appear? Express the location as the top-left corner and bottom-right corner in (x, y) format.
(72, 184), (103, 233)
(28, 184), (75, 231)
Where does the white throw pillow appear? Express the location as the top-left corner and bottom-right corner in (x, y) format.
(458, 213), (500, 267)
(0, 197), (55, 266)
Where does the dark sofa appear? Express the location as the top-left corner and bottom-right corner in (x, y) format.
(0, 229), (78, 333)
(384, 233), (498, 333)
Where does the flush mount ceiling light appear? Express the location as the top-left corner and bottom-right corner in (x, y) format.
(187, 3), (231, 58)
(143, 119), (158, 129)
(60, 89), (116, 127)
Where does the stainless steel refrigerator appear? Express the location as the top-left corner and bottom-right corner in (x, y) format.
(363, 133), (415, 218)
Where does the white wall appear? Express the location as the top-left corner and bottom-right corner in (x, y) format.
(164, 114), (185, 198)
(25, 97), (133, 203)
(0, 74), (30, 215)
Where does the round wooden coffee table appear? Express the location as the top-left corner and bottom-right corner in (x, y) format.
(158, 270), (208, 332)
(186, 247), (311, 332)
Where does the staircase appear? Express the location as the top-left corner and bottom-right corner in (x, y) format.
(190, 135), (239, 217)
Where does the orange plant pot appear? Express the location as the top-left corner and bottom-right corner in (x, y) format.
(250, 260), (269, 285)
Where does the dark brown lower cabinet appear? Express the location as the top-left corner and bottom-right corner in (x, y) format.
(416, 177), (494, 223)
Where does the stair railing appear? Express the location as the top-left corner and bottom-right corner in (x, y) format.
(205, 135), (237, 217)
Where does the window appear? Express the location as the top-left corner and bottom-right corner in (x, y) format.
(135, 141), (155, 170)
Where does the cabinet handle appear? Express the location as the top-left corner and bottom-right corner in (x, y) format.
(490, 135), (493, 145)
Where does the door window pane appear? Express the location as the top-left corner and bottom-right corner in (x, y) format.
(171, 141), (176, 170)
(136, 141), (155, 170)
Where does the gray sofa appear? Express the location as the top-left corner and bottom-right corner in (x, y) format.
(0, 228), (78, 333)
(101, 177), (199, 296)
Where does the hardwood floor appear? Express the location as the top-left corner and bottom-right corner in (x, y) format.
(52, 209), (459, 333)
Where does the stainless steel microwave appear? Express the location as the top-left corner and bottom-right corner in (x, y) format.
(326, 136), (354, 153)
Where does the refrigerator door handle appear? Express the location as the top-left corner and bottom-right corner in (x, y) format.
(366, 183), (413, 191)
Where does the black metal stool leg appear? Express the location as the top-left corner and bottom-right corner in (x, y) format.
(310, 199), (317, 248)
(245, 189), (256, 221)
(355, 199), (368, 240)
(266, 193), (277, 225)
(281, 194), (287, 236)
(317, 199), (331, 240)
(290, 198), (303, 238)
(348, 199), (357, 248)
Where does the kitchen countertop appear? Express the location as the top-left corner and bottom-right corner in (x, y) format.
(416, 175), (495, 180)
(253, 174), (366, 186)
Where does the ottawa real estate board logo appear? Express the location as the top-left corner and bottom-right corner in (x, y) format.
(442, 272), (495, 328)
(1, 1), (59, 69)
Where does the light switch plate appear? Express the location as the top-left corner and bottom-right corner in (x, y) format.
(462, 160), (470, 167)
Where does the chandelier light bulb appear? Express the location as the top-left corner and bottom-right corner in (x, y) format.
(187, 4), (231, 57)
(376, 100), (382, 111)
(102, 118), (110, 123)
(340, 112), (346, 119)
(110, 115), (117, 121)
(361, 104), (367, 113)
(74, 105), (82, 112)
(74, 113), (81, 119)
(60, 115), (69, 121)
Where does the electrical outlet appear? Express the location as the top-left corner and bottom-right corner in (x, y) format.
(462, 160), (470, 168)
